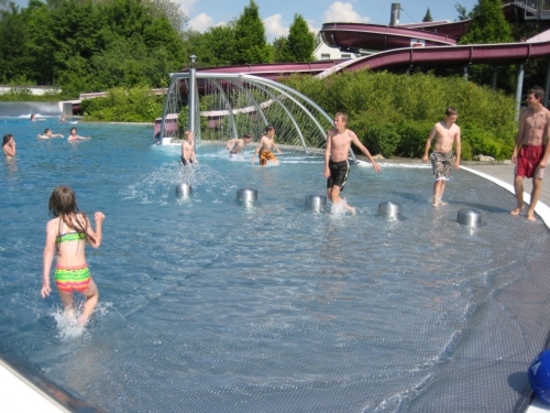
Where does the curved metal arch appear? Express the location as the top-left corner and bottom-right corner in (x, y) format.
(240, 75), (334, 128)
(159, 76), (182, 142)
(239, 74), (356, 162)
(162, 71), (356, 161)
(224, 78), (269, 126)
(241, 77), (330, 148)
(249, 81), (309, 152)
(208, 79), (239, 139)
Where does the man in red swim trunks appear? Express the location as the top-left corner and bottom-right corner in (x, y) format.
(511, 86), (550, 221)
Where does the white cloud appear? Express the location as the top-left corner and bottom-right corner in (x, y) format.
(305, 18), (320, 35)
(172, 0), (199, 15)
(323, 2), (370, 23)
(263, 14), (288, 39)
(189, 13), (213, 32)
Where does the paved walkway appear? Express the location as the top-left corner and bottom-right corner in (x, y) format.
(462, 160), (550, 228)
(464, 161), (550, 206)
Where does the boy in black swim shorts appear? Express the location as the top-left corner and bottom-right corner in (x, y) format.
(327, 159), (350, 192)
(324, 112), (381, 214)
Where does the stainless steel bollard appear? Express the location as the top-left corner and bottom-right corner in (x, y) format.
(305, 195), (327, 212)
(176, 183), (192, 198)
(237, 188), (257, 206)
(457, 208), (481, 227)
(378, 201), (401, 219)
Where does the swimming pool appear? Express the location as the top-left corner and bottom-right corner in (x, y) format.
(1, 118), (549, 412)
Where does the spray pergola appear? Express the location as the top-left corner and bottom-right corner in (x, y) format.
(158, 69), (336, 154)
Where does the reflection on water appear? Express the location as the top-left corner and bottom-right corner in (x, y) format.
(0, 120), (548, 412)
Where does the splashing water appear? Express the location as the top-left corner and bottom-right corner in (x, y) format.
(120, 162), (235, 205)
(329, 198), (354, 215)
(52, 310), (86, 339)
(51, 301), (113, 340)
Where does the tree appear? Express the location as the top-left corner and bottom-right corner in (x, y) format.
(281, 14), (314, 62)
(232, 0), (270, 64)
(271, 36), (287, 63)
(187, 24), (236, 67)
(422, 8), (433, 22)
(0, 3), (32, 83)
(459, 0), (514, 91)
(455, 3), (470, 21)
(460, 0), (512, 45)
(144, 0), (188, 33)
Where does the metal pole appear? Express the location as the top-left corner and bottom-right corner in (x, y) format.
(188, 55), (197, 136)
(491, 66), (498, 89)
(390, 3), (400, 26)
(515, 63), (525, 122)
(463, 65), (468, 81)
(544, 59), (550, 107)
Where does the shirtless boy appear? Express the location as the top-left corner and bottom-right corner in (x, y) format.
(227, 133), (252, 158)
(38, 129), (64, 139)
(181, 130), (199, 165)
(422, 107), (461, 207)
(510, 86), (550, 221)
(324, 112), (381, 214)
(251, 126), (281, 166)
(2, 134), (16, 159)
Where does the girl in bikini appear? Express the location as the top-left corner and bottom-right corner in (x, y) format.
(41, 186), (105, 325)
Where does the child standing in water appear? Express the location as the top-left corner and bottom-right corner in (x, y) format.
(422, 107), (461, 207)
(41, 186), (105, 325)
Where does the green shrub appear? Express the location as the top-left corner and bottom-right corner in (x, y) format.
(283, 70), (517, 160)
(460, 123), (511, 160)
(349, 110), (403, 157)
(81, 86), (164, 122)
(397, 120), (434, 158)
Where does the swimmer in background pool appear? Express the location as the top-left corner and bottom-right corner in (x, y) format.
(181, 130), (199, 165)
(227, 133), (252, 158)
(324, 112), (381, 214)
(251, 125), (281, 166)
(2, 134), (16, 159)
(510, 86), (550, 221)
(422, 107), (461, 208)
(41, 185), (105, 325)
(68, 127), (91, 141)
(38, 128), (64, 139)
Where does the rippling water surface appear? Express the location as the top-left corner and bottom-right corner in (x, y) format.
(0, 118), (548, 412)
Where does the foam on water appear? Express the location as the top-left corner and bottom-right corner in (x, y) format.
(50, 302), (113, 340)
(52, 310), (86, 339)
(329, 199), (353, 215)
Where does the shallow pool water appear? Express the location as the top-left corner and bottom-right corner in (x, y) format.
(1, 118), (549, 412)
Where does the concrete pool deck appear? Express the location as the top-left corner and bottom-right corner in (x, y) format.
(1, 160), (549, 413)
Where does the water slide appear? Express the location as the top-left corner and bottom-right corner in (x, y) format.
(192, 2), (550, 80)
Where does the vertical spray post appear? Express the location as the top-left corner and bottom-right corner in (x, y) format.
(188, 55), (197, 139)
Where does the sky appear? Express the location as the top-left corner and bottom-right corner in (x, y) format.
(177, 0), (479, 39)
(10, 0), (480, 41)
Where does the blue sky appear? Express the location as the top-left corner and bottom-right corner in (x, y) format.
(10, 0), (479, 40)
(179, 0), (479, 39)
